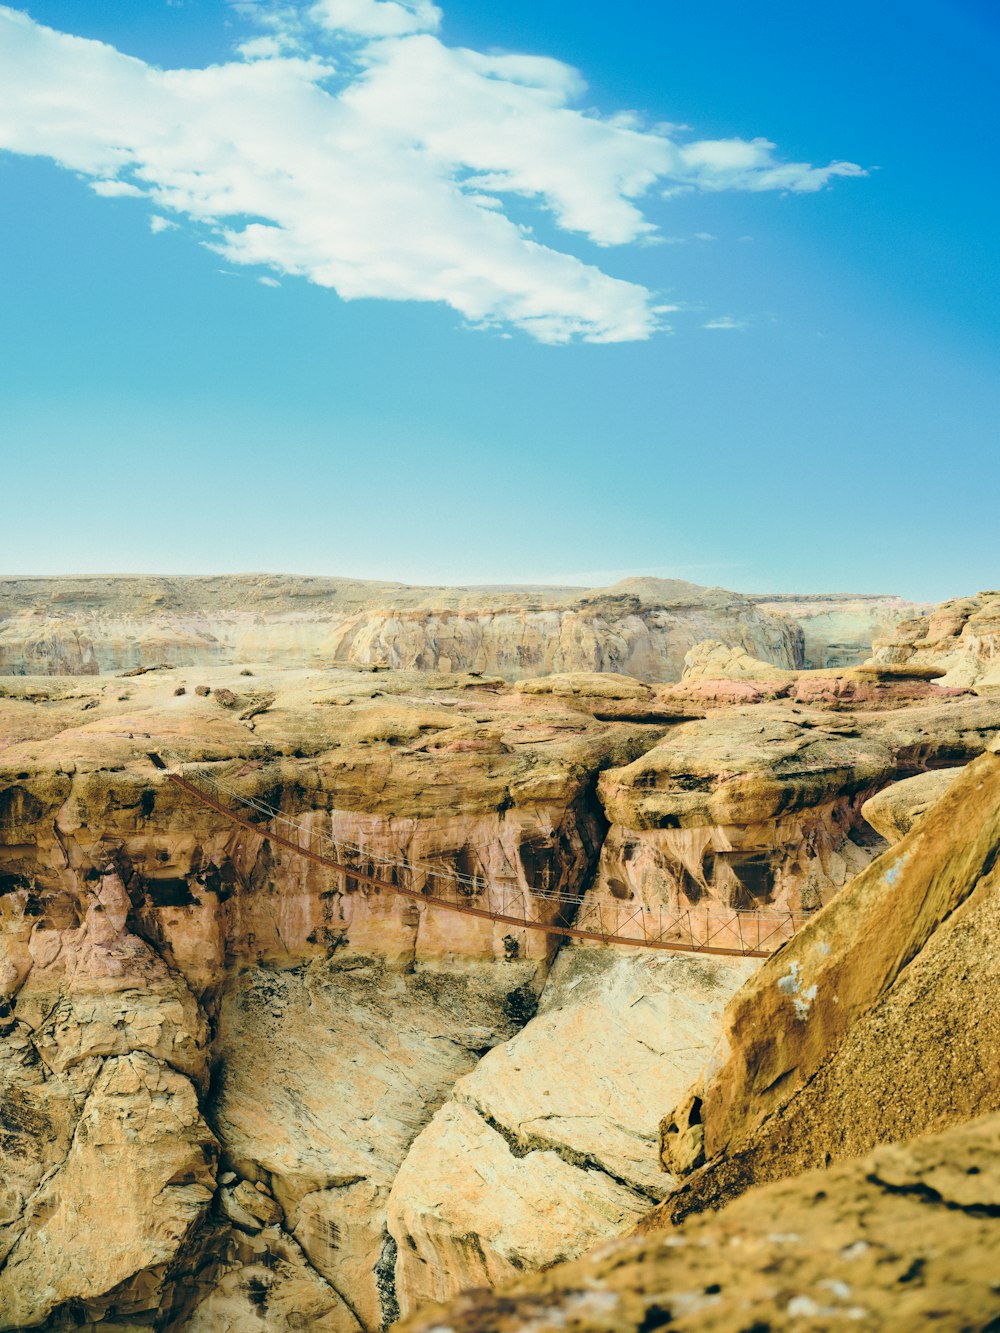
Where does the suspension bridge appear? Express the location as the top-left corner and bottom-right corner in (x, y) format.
(151, 753), (812, 959)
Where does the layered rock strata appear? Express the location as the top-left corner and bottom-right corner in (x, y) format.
(2, 656), (999, 1329)
(0, 666), (661, 1329)
(873, 588), (1000, 689)
(398, 738), (1000, 1333)
(580, 695), (1000, 955)
(750, 591), (924, 668)
(0, 574), (838, 682)
(659, 747), (1000, 1219)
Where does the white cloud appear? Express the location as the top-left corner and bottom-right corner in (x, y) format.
(677, 137), (865, 193)
(309, 0), (441, 37)
(258, 274), (281, 286)
(702, 315), (748, 330)
(90, 178), (145, 197)
(149, 215), (180, 233)
(0, 3), (865, 342)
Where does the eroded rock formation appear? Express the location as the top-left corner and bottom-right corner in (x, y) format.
(0, 574), (904, 682)
(397, 1113), (1000, 1333)
(750, 591), (924, 668)
(658, 746), (1000, 1217)
(2, 636), (999, 1330)
(385, 948), (754, 1316)
(873, 588), (1000, 689)
(397, 718), (1000, 1333)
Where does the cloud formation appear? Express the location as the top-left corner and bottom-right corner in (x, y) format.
(0, 2), (864, 341)
(702, 315), (748, 331)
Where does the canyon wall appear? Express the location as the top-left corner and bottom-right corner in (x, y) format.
(873, 587), (1000, 689)
(0, 574), (910, 682)
(2, 647), (998, 1330)
(398, 734), (1000, 1333)
(751, 591), (924, 668)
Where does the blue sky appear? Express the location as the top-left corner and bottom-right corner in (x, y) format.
(0, 0), (997, 598)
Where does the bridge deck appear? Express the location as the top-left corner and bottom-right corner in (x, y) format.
(158, 756), (810, 959)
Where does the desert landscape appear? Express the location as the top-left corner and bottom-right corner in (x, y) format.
(3, 1), (996, 1326)
(1, 577), (998, 1329)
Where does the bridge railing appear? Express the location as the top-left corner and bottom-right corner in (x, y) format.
(153, 752), (814, 958)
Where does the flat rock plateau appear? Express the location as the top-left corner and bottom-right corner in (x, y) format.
(0, 575), (998, 1331)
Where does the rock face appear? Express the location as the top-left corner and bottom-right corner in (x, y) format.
(397, 1113), (1000, 1333)
(675, 639), (972, 710)
(385, 948), (755, 1316)
(860, 766), (963, 842)
(0, 1052), (216, 1329)
(580, 696), (1000, 956)
(873, 588), (1000, 689)
(751, 591), (925, 668)
(2, 640), (1000, 1330)
(397, 737), (1000, 1333)
(0, 666), (663, 1330)
(211, 959), (533, 1331)
(658, 747), (1000, 1219)
(0, 574), (867, 683)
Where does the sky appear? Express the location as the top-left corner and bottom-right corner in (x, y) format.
(0, 0), (997, 600)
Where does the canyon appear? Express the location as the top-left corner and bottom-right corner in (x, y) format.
(0, 576), (918, 681)
(0, 578), (997, 1330)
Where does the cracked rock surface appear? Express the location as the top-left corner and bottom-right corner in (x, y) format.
(396, 1112), (1000, 1333)
(657, 748), (1000, 1222)
(385, 948), (754, 1315)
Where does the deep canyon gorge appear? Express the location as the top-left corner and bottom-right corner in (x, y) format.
(1, 578), (999, 1330)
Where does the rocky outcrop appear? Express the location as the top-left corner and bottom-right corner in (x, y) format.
(578, 697), (1000, 957)
(3, 647), (998, 1329)
(397, 746), (1000, 1333)
(860, 766), (963, 842)
(658, 747), (1000, 1219)
(210, 958), (533, 1330)
(674, 640), (972, 710)
(397, 1113), (1000, 1333)
(751, 591), (924, 668)
(0, 665), (668, 1328)
(0, 574), (814, 682)
(0, 1050), (216, 1330)
(873, 588), (1000, 689)
(385, 948), (755, 1316)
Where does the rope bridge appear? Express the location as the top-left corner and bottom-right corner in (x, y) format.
(150, 753), (811, 959)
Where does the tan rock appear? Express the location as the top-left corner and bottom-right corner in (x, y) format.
(220, 1180), (284, 1233)
(211, 957), (534, 1330)
(177, 1226), (362, 1332)
(753, 591), (925, 668)
(874, 588), (1000, 690)
(680, 640), (797, 683)
(0, 574), (808, 683)
(449, 948), (755, 1198)
(385, 947), (753, 1315)
(581, 699), (1000, 949)
(861, 766), (963, 842)
(0, 1052), (216, 1330)
(657, 750), (1000, 1220)
(387, 1100), (649, 1314)
(396, 1113), (1000, 1333)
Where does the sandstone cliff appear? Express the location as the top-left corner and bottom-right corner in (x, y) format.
(397, 719), (1000, 1333)
(750, 591), (923, 668)
(0, 574), (902, 682)
(873, 587), (1000, 690)
(2, 649), (998, 1329)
